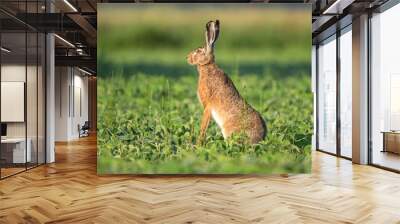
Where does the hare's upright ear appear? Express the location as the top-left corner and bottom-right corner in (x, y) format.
(212, 20), (220, 44)
(205, 21), (212, 53)
(205, 20), (220, 54)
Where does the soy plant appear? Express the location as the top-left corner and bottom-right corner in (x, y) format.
(98, 67), (312, 174)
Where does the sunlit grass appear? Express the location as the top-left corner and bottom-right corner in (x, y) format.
(97, 72), (312, 174)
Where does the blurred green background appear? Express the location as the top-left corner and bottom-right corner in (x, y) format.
(97, 4), (312, 174)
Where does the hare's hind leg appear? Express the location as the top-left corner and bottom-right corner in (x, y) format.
(197, 106), (211, 145)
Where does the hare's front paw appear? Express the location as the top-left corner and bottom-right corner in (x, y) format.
(196, 136), (205, 146)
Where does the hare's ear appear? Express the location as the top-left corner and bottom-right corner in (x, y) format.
(211, 20), (220, 45)
(205, 21), (213, 53)
(205, 20), (220, 53)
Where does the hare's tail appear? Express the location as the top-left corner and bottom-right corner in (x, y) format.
(261, 116), (267, 140)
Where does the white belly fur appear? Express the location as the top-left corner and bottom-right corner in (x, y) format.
(211, 109), (226, 138)
(197, 92), (203, 107)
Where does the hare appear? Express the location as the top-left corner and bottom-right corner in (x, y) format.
(187, 20), (266, 144)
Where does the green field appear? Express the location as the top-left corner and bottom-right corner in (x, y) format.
(97, 4), (312, 174)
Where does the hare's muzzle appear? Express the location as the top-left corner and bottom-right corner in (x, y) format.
(186, 54), (193, 64)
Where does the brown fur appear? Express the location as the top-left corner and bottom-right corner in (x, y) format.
(187, 20), (266, 144)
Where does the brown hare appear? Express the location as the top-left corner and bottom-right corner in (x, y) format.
(187, 20), (266, 145)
